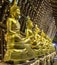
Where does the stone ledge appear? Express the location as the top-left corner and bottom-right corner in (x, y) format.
(2, 52), (56, 65)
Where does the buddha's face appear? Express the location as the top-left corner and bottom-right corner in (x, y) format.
(30, 21), (33, 28)
(10, 3), (20, 18)
(27, 20), (33, 29)
(13, 8), (20, 18)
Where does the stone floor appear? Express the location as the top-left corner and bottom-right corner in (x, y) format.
(0, 61), (57, 65)
(0, 55), (57, 65)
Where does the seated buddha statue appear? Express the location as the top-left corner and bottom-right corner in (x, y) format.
(4, 0), (35, 62)
(46, 36), (55, 53)
(34, 24), (41, 42)
(24, 16), (35, 45)
(37, 30), (48, 55)
(40, 30), (47, 45)
(25, 16), (34, 38)
(31, 24), (41, 49)
(5, 0), (23, 49)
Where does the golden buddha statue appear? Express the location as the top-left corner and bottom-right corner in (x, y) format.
(31, 24), (41, 48)
(34, 24), (41, 42)
(38, 30), (48, 55)
(25, 16), (34, 38)
(4, 0), (35, 62)
(5, 0), (22, 49)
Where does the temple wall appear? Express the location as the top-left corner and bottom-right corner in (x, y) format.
(18, 0), (56, 39)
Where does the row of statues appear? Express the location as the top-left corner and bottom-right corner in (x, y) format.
(4, 0), (55, 63)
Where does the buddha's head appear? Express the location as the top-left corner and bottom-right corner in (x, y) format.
(26, 16), (33, 29)
(35, 24), (40, 33)
(41, 30), (45, 37)
(10, 0), (20, 18)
